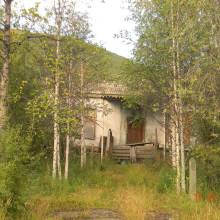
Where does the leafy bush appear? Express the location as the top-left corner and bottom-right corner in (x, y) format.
(191, 145), (220, 194)
(0, 127), (40, 218)
(156, 165), (176, 193)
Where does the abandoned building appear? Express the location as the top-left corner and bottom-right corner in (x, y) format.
(72, 82), (174, 161)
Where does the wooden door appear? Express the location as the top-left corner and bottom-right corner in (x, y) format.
(127, 118), (144, 144)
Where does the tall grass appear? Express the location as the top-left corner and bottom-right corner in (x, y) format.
(18, 156), (220, 220)
(1, 151), (220, 219)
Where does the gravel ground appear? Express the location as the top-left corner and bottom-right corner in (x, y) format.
(53, 208), (177, 220)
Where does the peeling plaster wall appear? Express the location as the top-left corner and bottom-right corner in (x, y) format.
(82, 98), (122, 147)
(76, 97), (165, 148)
(144, 111), (165, 148)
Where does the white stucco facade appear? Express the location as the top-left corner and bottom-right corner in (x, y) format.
(81, 96), (166, 148)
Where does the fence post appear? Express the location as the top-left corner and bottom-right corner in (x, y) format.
(189, 157), (196, 201)
(130, 146), (136, 163)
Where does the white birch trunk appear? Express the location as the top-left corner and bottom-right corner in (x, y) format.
(171, 4), (177, 169)
(171, 2), (180, 192)
(81, 110), (85, 168)
(180, 103), (185, 191)
(65, 122), (70, 179)
(57, 127), (61, 179)
(80, 56), (86, 168)
(164, 114), (167, 161)
(175, 120), (180, 193)
(52, 124), (58, 178)
(176, 1), (185, 192)
(171, 121), (176, 168)
(65, 66), (71, 179)
(53, 0), (61, 179)
(0, 0), (12, 130)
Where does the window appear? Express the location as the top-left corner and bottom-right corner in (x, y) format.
(84, 109), (96, 140)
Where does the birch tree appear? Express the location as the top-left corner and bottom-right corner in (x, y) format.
(52, 0), (62, 179)
(0, 1), (43, 130)
(121, 0), (220, 192)
(0, 0), (13, 130)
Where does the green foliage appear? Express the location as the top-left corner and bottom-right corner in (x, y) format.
(191, 145), (220, 193)
(156, 165), (176, 193)
(0, 127), (42, 219)
(103, 50), (126, 77)
(120, 0), (220, 144)
(193, 114), (220, 144)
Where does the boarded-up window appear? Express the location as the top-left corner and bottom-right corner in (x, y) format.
(84, 109), (96, 140)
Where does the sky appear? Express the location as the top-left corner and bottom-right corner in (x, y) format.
(16, 0), (135, 58)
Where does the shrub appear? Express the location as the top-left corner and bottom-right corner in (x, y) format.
(156, 165), (176, 193)
(0, 127), (40, 219)
(190, 145), (220, 194)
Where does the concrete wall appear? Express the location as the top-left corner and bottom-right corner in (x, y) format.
(144, 111), (165, 148)
(75, 97), (165, 148)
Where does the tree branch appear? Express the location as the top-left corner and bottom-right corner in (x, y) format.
(9, 34), (36, 54)
(0, 48), (4, 56)
(10, 33), (63, 55)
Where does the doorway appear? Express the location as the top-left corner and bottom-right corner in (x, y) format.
(127, 117), (145, 144)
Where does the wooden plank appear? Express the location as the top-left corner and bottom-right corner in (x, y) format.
(109, 133), (113, 156)
(136, 151), (155, 154)
(130, 146), (136, 163)
(125, 142), (154, 146)
(113, 147), (130, 150)
(112, 153), (130, 157)
(112, 156), (130, 159)
(137, 146), (154, 149)
(136, 146), (154, 149)
(112, 149), (130, 152)
(113, 148), (130, 150)
(136, 152), (155, 155)
(112, 153), (130, 156)
(114, 144), (131, 146)
(112, 154), (130, 157)
(112, 150), (130, 154)
(137, 154), (155, 159)
(136, 149), (154, 152)
(106, 129), (111, 152)
(136, 149), (155, 152)
(136, 150), (155, 153)
(113, 145), (130, 148)
(136, 152), (154, 155)
(99, 136), (107, 151)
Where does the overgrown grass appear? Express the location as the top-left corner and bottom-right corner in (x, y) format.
(1, 153), (220, 219)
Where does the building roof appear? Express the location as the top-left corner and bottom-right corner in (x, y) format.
(87, 81), (124, 97)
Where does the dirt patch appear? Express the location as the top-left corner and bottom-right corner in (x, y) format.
(53, 209), (123, 220)
(146, 210), (179, 220)
(53, 209), (178, 220)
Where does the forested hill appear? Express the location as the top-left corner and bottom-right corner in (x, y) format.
(104, 50), (127, 76)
